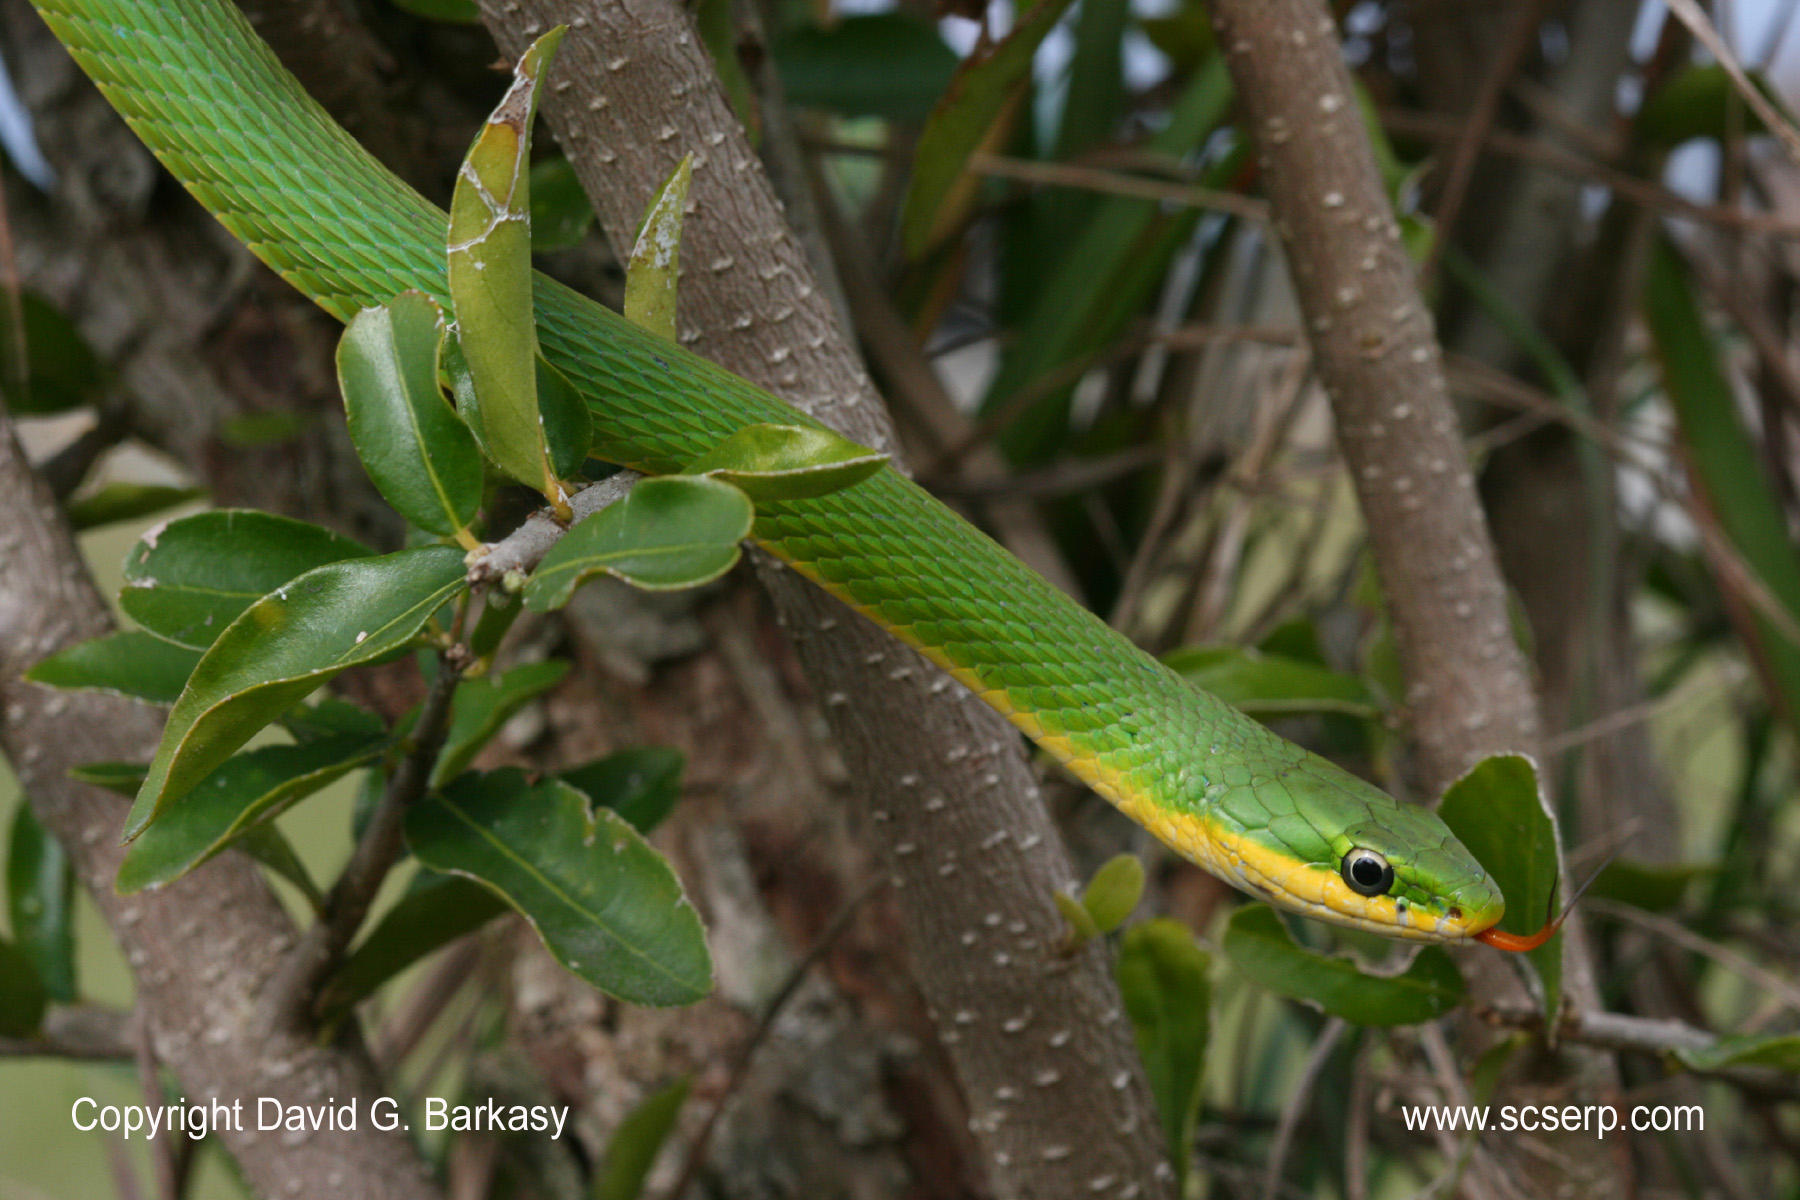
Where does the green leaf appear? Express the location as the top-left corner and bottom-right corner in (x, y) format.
(386, 0), (480, 22)
(67, 484), (206, 532)
(592, 1076), (692, 1200)
(0, 938), (47, 1037)
(235, 825), (323, 906)
(339, 292), (483, 539)
(117, 734), (388, 893)
(432, 659), (570, 787)
(530, 157), (596, 252)
(120, 510), (374, 650)
(537, 355), (593, 480)
(219, 410), (310, 447)
(524, 476), (753, 610)
(317, 872), (508, 1026)
(558, 746), (687, 834)
(125, 545), (468, 840)
(448, 29), (567, 496)
(1588, 859), (1716, 914)
(1137, 0), (1215, 73)
(1645, 239), (1800, 740)
(69, 762), (147, 797)
(1637, 63), (1781, 148)
(901, 0), (1079, 256)
(1437, 754), (1562, 1017)
(1674, 1034), (1800, 1074)
(1223, 905), (1466, 1027)
(694, 0), (759, 143)
(26, 631), (201, 704)
(7, 807), (75, 1003)
(1054, 890), (1101, 943)
(405, 769), (712, 1007)
(682, 424), (888, 501)
(1116, 918), (1209, 1184)
(774, 15), (958, 123)
(624, 156), (693, 343)
(281, 696), (388, 744)
(0, 290), (107, 415)
(1164, 645), (1383, 721)
(1082, 853), (1145, 934)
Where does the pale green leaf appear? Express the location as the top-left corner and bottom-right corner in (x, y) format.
(682, 424), (888, 501)
(26, 631), (200, 704)
(624, 155), (693, 342)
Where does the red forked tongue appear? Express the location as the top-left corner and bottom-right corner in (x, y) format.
(1474, 850), (1617, 953)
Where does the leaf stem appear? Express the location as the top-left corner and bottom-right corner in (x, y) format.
(259, 646), (469, 1035)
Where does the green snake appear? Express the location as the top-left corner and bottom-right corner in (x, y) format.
(34, 0), (1539, 949)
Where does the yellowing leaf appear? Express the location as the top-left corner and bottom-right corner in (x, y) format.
(625, 155), (694, 342)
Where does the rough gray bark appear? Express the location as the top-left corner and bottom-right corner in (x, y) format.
(0, 405), (441, 1199)
(1205, 3), (1628, 1199)
(474, 2), (1173, 1196)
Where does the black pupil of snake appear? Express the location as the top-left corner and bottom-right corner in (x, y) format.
(1343, 851), (1392, 896)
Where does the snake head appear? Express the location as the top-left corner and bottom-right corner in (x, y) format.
(1323, 815), (1506, 943)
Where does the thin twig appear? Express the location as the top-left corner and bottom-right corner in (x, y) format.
(968, 152), (1272, 223)
(1664, 0), (1800, 167)
(1261, 1017), (1346, 1200)
(661, 879), (882, 1200)
(1419, 0), (1553, 281)
(135, 1008), (180, 1200)
(1586, 898), (1800, 1013)
(0, 1005), (134, 1059)
(260, 647), (468, 1031)
(467, 471), (641, 585)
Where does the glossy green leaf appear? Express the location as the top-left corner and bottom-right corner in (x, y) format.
(120, 510), (374, 650)
(1588, 859), (1716, 914)
(1224, 905), (1466, 1026)
(339, 291), (483, 538)
(69, 762), (147, 796)
(316, 872), (507, 1026)
(529, 157), (597, 251)
(1082, 853), (1145, 934)
(0, 938), (47, 1037)
(774, 15), (958, 123)
(902, 0), (1079, 256)
(448, 29), (566, 496)
(7, 806), (75, 1003)
(26, 631), (201, 704)
(1674, 1034), (1800, 1074)
(0, 290), (106, 415)
(282, 695), (388, 744)
(117, 734), (388, 892)
(405, 769), (713, 1007)
(386, 0), (479, 22)
(1164, 645), (1382, 721)
(592, 1076), (692, 1200)
(682, 424), (888, 501)
(432, 659), (570, 787)
(67, 484), (205, 532)
(125, 545), (468, 840)
(624, 155), (693, 343)
(1116, 918), (1209, 1183)
(537, 355), (592, 479)
(558, 746), (687, 834)
(524, 476), (753, 610)
(1437, 753), (1562, 1015)
(1645, 240), (1800, 739)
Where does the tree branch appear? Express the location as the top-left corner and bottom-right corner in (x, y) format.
(261, 645), (470, 1031)
(0, 396), (441, 1199)
(474, 2), (1174, 1195)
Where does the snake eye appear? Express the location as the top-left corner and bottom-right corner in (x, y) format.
(1341, 848), (1394, 897)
